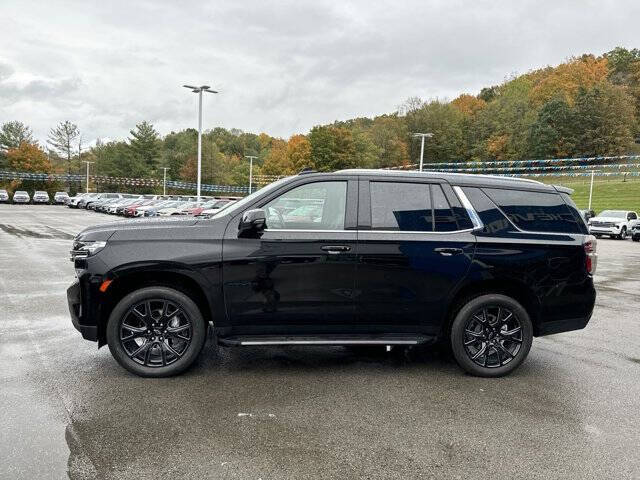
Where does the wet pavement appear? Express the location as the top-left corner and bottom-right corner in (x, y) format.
(0, 204), (639, 479)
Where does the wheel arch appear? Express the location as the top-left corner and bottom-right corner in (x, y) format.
(442, 278), (541, 339)
(97, 268), (215, 347)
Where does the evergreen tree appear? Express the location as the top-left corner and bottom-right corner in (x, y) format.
(128, 121), (160, 172)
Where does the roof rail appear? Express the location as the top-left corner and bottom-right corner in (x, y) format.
(298, 168), (316, 175)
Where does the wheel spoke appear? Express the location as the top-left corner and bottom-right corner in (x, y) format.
(164, 342), (182, 358)
(495, 341), (514, 360)
(143, 343), (153, 365)
(472, 344), (487, 360)
(465, 329), (484, 338)
(131, 305), (148, 324)
(160, 342), (167, 366)
(167, 324), (190, 334)
(129, 340), (150, 359)
(501, 327), (521, 337)
(122, 324), (146, 333)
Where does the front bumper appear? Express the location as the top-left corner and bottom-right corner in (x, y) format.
(67, 279), (98, 341)
(589, 226), (621, 235)
(13, 198), (29, 203)
(33, 198), (49, 203)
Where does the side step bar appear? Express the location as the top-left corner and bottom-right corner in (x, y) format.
(218, 334), (435, 347)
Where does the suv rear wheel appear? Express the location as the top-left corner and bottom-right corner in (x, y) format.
(450, 294), (533, 377)
(106, 286), (207, 377)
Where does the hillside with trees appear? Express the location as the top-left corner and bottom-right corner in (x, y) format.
(1, 47), (639, 194)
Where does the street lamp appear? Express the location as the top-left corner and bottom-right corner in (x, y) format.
(82, 161), (94, 193)
(244, 155), (257, 194)
(588, 169), (600, 210)
(412, 133), (433, 171)
(161, 167), (170, 196)
(182, 84), (219, 200)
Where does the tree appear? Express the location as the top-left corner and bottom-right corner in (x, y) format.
(528, 98), (577, 158)
(309, 125), (356, 171)
(572, 84), (636, 156)
(7, 142), (52, 172)
(287, 134), (313, 171)
(47, 121), (80, 176)
(128, 121), (160, 171)
(0, 121), (34, 152)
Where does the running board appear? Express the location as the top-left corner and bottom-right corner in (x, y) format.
(218, 334), (435, 347)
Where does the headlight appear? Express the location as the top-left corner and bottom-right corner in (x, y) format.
(70, 240), (107, 261)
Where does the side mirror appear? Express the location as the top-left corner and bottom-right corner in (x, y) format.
(238, 208), (267, 238)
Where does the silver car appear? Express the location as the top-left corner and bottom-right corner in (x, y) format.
(12, 191), (30, 204)
(54, 191), (70, 204)
(33, 191), (50, 204)
(0, 189), (8, 203)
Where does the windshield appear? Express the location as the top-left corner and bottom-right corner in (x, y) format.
(211, 177), (292, 219)
(598, 210), (627, 218)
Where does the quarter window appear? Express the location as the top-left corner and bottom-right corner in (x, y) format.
(432, 185), (458, 232)
(483, 188), (582, 234)
(263, 181), (347, 230)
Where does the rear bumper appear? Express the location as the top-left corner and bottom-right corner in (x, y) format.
(537, 316), (592, 336)
(67, 279), (98, 341)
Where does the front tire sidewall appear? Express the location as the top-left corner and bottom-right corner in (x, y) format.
(619, 228), (627, 240)
(106, 286), (207, 377)
(450, 294), (533, 377)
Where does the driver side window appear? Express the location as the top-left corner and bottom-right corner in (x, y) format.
(263, 181), (347, 230)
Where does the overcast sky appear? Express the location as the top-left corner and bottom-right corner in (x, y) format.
(1, 0), (638, 145)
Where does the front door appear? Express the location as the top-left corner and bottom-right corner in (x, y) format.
(222, 178), (358, 335)
(355, 178), (475, 335)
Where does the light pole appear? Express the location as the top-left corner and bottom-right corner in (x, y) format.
(182, 84), (219, 200)
(245, 155), (257, 194)
(82, 161), (94, 193)
(412, 133), (433, 171)
(161, 167), (170, 196)
(588, 169), (600, 210)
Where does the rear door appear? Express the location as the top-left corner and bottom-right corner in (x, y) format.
(355, 177), (476, 335)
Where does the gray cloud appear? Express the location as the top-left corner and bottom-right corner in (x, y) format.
(0, 0), (638, 145)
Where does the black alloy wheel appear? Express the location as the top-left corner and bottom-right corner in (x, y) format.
(119, 299), (193, 368)
(462, 306), (522, 369)
(450, 294), (533, 377)
(107, 286), (206, 377)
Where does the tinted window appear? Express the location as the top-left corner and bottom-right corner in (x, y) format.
(371, 182), (432, 231)
(432, 185), (459, 232)
(629, 212), (637, 220)
(483, 188), (582, 234)
(264, 181), (347, 230)
(462, 187), (512, 235)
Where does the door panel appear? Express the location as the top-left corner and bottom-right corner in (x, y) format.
(222, 178), (358, 335)
(355, 178), (475, 334)
(356, 231), (475, 333)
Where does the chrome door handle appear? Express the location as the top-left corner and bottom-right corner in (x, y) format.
(321, 245), (351, 254)
(434, 247), (463, 256)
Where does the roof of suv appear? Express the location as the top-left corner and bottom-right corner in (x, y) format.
(328, 168), (555, 191)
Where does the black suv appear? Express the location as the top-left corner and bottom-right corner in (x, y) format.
(67, 170), (597, 378)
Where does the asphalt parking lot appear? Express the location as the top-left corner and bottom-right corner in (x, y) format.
(1, 204), (639, 479)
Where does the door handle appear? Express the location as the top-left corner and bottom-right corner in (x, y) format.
(321, 245), (351, 254)
(434, 247), (463, 256)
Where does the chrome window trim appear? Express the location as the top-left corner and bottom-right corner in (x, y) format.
(452, 185), (484, 230)
(263, 228), (474, 234)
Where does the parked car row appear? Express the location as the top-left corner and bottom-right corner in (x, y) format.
(67, 192), (239, 218)
(0, 189), (70, 204)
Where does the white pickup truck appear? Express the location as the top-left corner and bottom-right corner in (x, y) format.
(588, 210), (640, 239)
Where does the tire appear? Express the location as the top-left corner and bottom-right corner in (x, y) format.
(618, 227), (627, 240)
(450, 294), (533, 377)
(106, 286), (207, 377)
(632, 236), (640, 242)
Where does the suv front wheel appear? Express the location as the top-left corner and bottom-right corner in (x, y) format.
(450, 294), (533, 377)
(106, 286), (207, 377)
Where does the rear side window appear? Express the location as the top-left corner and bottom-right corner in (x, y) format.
(432, 185), (458, 232)
(483, 188), (583, 234)
(371, 182), (432, 231)
(369, 182), (460, 232)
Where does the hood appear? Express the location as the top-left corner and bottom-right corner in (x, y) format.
(590, 216), (626, 223)
(76, 216), (200, 242)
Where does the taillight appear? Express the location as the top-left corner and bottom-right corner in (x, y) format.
(584, 235), (597, 275)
